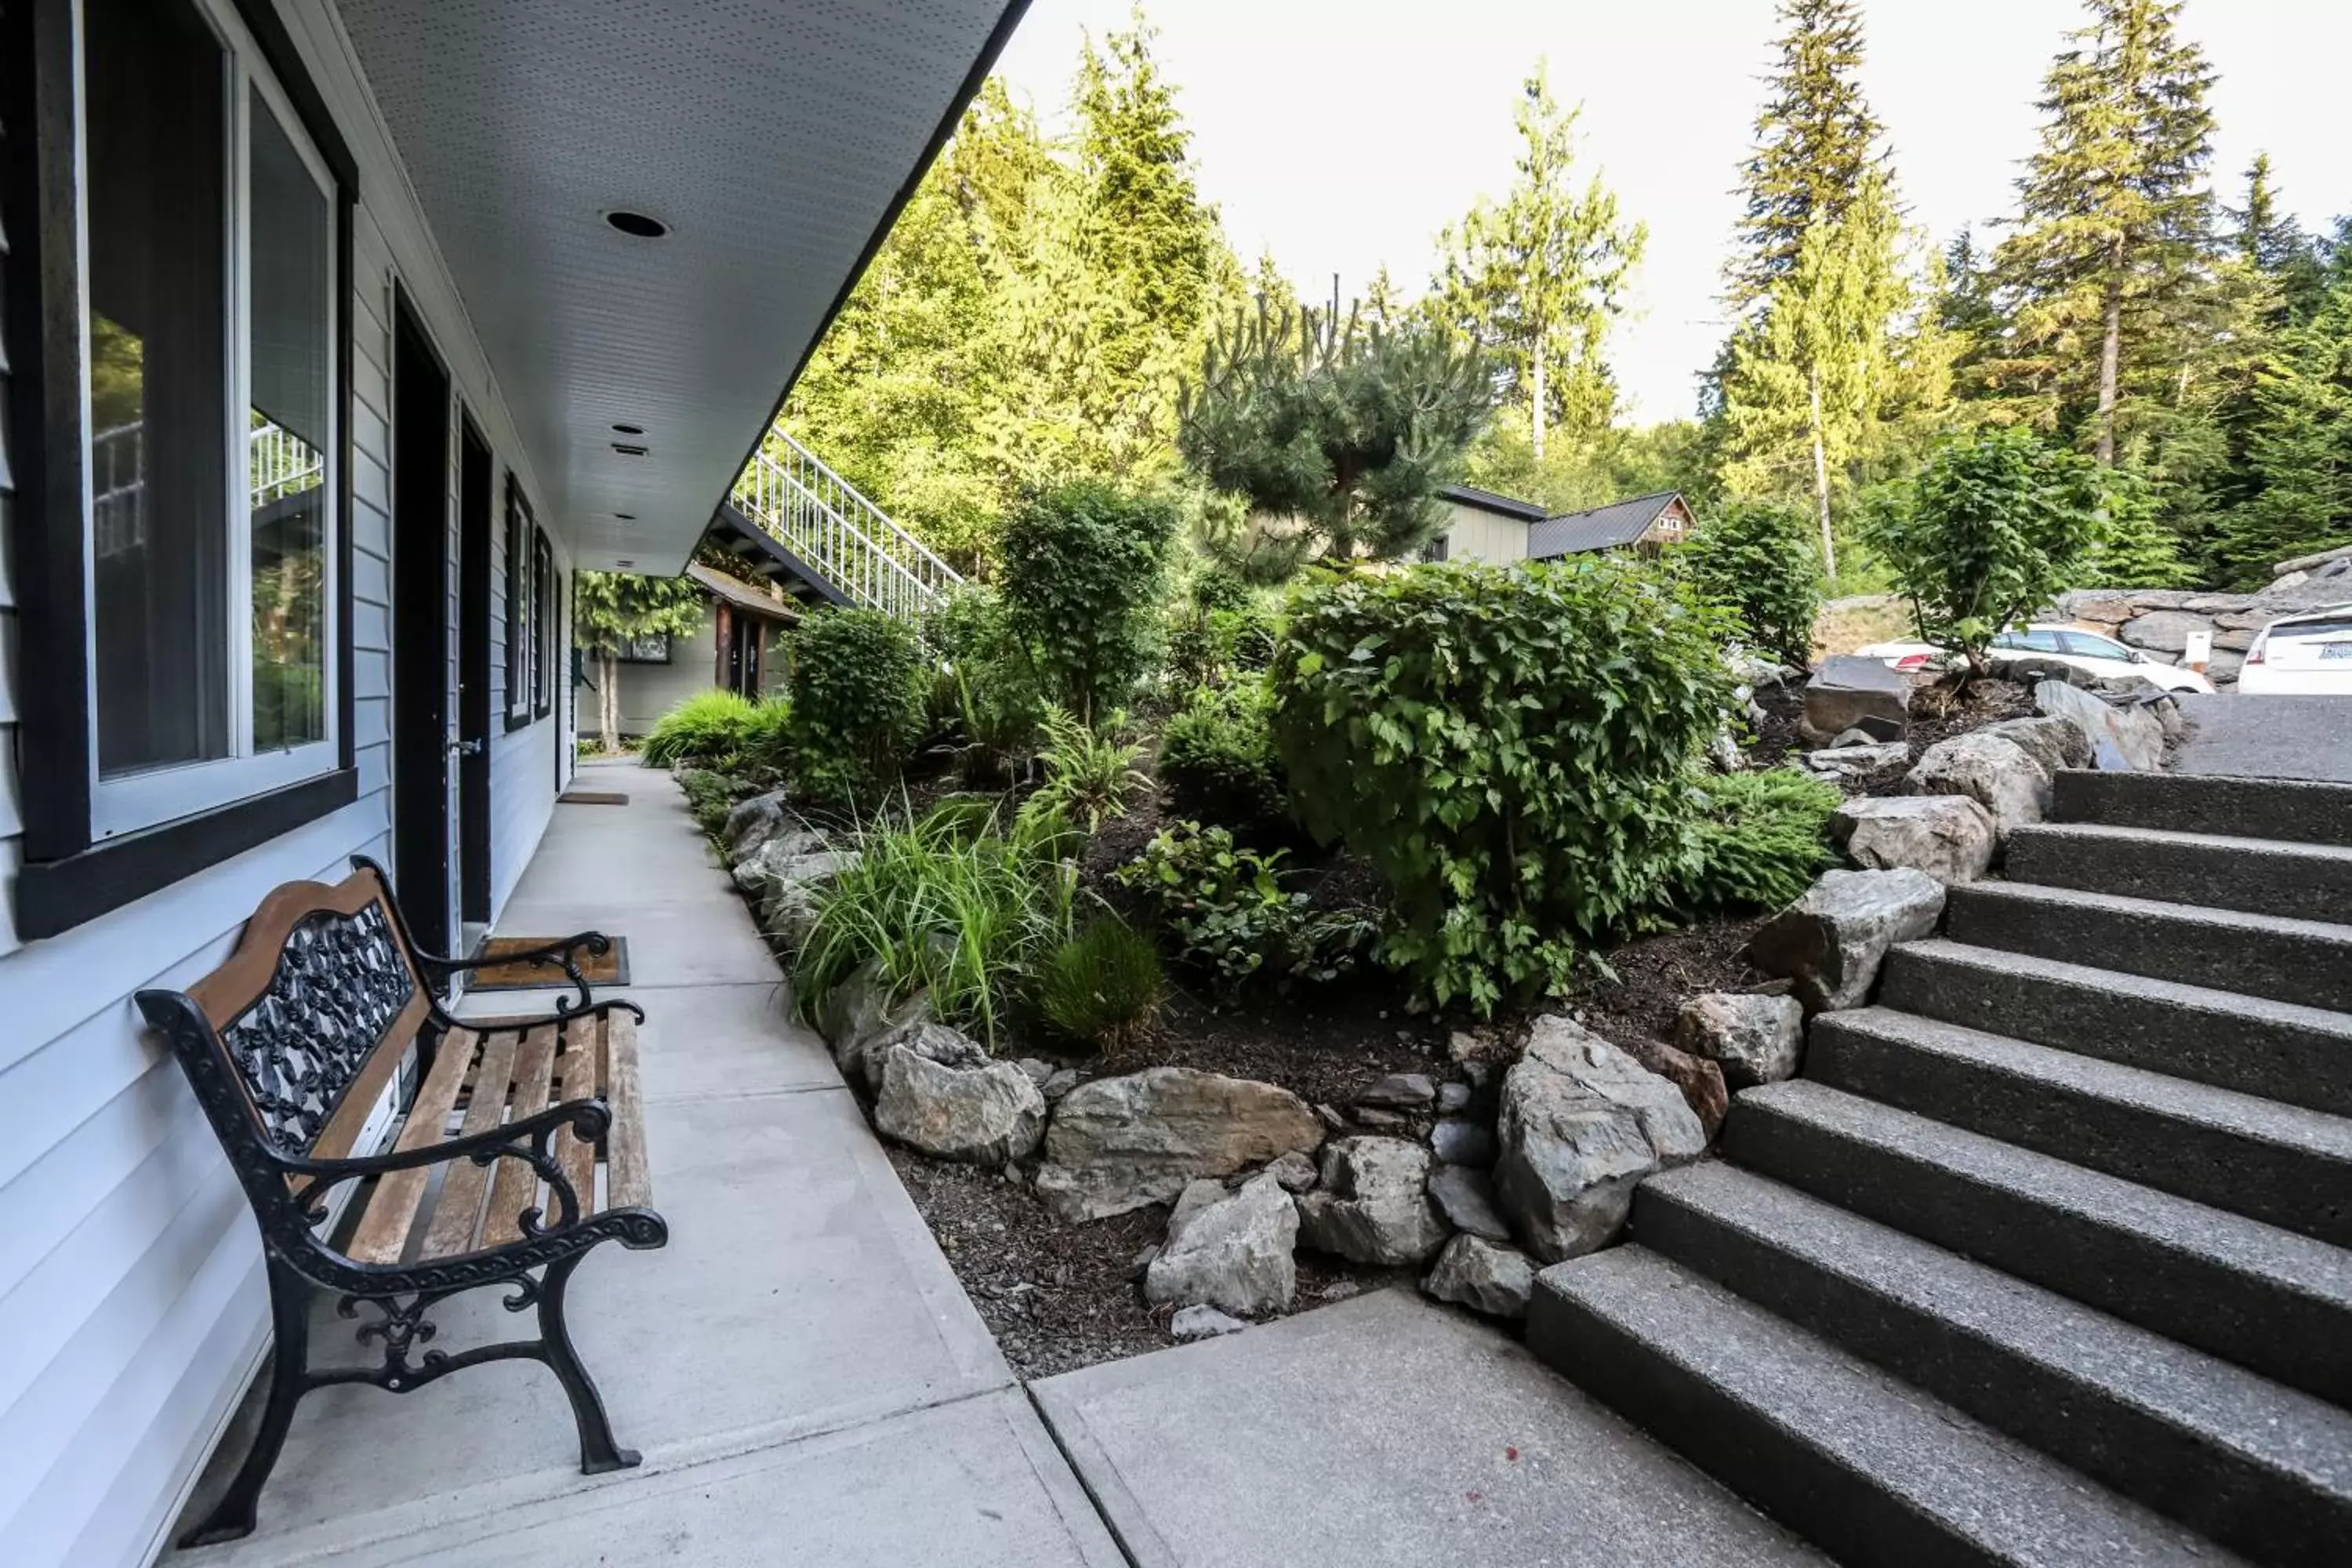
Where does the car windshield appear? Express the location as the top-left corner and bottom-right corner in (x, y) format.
(2279, 616), (2352, 638)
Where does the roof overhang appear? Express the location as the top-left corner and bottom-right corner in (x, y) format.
(685, 562), (800, 624)
(332, 0), (1029, 571)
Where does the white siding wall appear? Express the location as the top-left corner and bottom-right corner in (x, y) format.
(0, 3), (575, 1563)
(1438, 499), (1532, 566)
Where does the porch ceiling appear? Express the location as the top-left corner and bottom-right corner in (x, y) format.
(332, 0), (1025, 571)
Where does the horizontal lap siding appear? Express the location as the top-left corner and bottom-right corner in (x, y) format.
(613, 603), (720, 735)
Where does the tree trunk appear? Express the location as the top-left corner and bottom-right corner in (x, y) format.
(2096, 260), (2124, 467)
(1530, 332), (1548, 465)
(1809, 362), (1837, 583)
(598, 650), (619, 753)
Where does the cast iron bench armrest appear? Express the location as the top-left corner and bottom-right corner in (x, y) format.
(415, 931), (615, 1017)
(285, 1097), (612, 1237)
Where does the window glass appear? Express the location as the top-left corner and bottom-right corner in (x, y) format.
(2017, 629), (2065, 652)
(85, 0), (231, 779)
(2060, 632), (2131, 660)
(248, 89), (333, 752)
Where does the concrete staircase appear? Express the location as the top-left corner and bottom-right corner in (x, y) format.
(1529, 769), (2352, 1568)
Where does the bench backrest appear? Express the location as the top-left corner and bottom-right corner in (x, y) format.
(146, 864), (431, 1174)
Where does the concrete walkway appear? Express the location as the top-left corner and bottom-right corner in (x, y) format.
(171, 762), (1122, 1567)
(2172, 693), (2352, 783)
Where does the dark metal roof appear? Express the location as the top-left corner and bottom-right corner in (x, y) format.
(1526, 492), (1685, 558)
(1439, 484), (1552, 524)
(685, 562), (800, 622)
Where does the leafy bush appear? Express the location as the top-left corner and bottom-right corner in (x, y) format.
(1272, 558), (1732, 1014)
(641, 690), (756, 769)
(927, 583), (1045, 780)
(677, 767), (754, 839)
(1667, 769), (1840, 917)
(1158, 682), (1291, 840)
(1680, 501), (1821, 665)
(998, 481), (1180, 721)
(796, 801), (1078, 1048)
(1036, 919), (1166, 1053)
(1116, 821), (1376, 1002)
(785, 608), (927, 806)
(1859, 426), (2109, 670)
(1018, 707), (1149, 835)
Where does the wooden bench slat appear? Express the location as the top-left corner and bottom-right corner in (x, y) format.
(419, 1028), (520, 1260)
(604, 1011), (651, 1210)
(550, 1016), (601, 1223)
(346, 1030), (480, 1265)
(481, 1024), (560, 1247)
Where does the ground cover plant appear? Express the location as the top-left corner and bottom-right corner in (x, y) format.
(1666, 768), (1842, 919)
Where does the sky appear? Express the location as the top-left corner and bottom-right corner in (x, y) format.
(991, 0), (2350, 423)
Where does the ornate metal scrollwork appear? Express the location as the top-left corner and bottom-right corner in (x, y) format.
(219, 904), (414, 1158)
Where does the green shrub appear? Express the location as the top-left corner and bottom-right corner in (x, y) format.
(1272, 558), (1732, 1015)
(1018, 707), (1149, 835)
(1036, 919), (1166, 1053)
(786, 608), (926, 807)
(1668, 769), (1840, 917)
(1680, 501), (1821, 666)
(796, 802), (1079, 1048)
(927, 584), (1045, 779)
(641, 690), (757, 769)
(1116, 821), (1376, 1002)
(677, 767), (753, 838)
(998, 481), (1180, 721)
(1158, 683), (1290, 840)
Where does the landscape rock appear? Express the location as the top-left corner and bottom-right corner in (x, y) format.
(1426, 1163), (1512, 1241)
(1831, 793), (1998, 884)
(1447, 1029), (1507, 1070)
(820, 965), (936, 1087)
(1494, 1017), (1708, 1263)
(1429, 1117), (1497, 1167)
(1033, 1068), (1325, 1223)
(1802, 742), (1910, 776)
(1746, 868), (1946, 1013)
(873, 1049), (1046, 1165)
(1043, 1069), (1081, 1101)
(1352, 1107), (1410, 1131)
(2119, 608), (2209, 655)
(720, 791), (789, 860)
(876, 1021), (989, 1087)
(1904, 731), (2051, 840)
(1801, 655), (1911, 745)
(1265, 1150), (1319, 1193)
(1615, 1035), (1730, 1138)
(1982, 715), (2094, 778)
(2035, 680), (2168, 771)
(1014, 1058), (1055, 1089)
(1421, 1234), (1537, 1319)
(1169, 1305), (1250, 1341)
(730, 829), (833, 892)
(749, 846), (858, 946)
(1436, 1082), (1475, 1115)
(1354, 1072), (1436, 1109)
(1673, 992), (1806, 1090)
(1144, 1171), (1298, 1318)
(1296, 1137), (1452, 1266)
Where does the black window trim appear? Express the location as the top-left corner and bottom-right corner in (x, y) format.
(503, 473), (536, 733)
(5, 0), (363, 942)
(532, 524), (554, 720)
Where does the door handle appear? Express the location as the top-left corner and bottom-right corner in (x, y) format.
(448, 738), (485, 757)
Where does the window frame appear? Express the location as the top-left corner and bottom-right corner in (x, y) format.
(5, 0), (360, 940)
(532, 524), (554, 720)
(503, 473), (537, 732)
(615, 631), (674, 665)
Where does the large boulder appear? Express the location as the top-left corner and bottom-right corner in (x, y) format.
(1421, 1235), (1537, 1320)
(866, 1019), (986, 1091)
(743, 844), (857, 947)
(731, 829), (832, 891)
(1142, 1173), (1298, 1318)
(1615, 1035), (1730, 1138)
(1673, 992), (1806, 1090)
(1296, 1137), (1452, 1266)
(873, 1048), (1046, 1165)
(1033, 1068), (1324, 1223)
(2035, 680), (2168, 771)
(720, 790), (788, 858)
(1802, 742), (1911, 778)
(1831, 793), (1998, 884)
(1802, 655), (1911, 745)
(1746, 868), (1946, 1013)
(1904, 731), (2051, 840)
(1982, 716), (2093, 778)
(1493, 1018), (1708, 1263)
(818, 963), (936, 1087)
(2118, 609), (2209, 655)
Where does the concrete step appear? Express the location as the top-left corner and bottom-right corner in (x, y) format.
(1806, 1007), (2352, 1248)
(2005, 820), (2352, 923)
(1944, 880), (2352, 1013)
(2054, 769), (2352, 848)
(1880, 940), (2352, 1119)
(1527, 1246), (2241, 1568)
(1634, 1162), (2352, 1566)
(1720, 1080), (2352, 1408)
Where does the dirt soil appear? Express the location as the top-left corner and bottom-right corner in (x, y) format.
(1751, 673), (2037, 797)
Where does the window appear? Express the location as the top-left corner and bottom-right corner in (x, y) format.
(1993, 628), (2065, 654)
(532, 527), (555, 719)
(504, 477), (536, 730)
(2060, 631), (2134, 662)
(7, 0), (359, 936)
(1420, 533), (1451, 564)
(616, 632), (673, 664)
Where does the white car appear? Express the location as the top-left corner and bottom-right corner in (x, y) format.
(2237, 603), (2352, 695)
(1853, 623), (2216, 694)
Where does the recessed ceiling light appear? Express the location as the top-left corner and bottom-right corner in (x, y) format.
(611, 423), (644, 435)
(614, 512), (637, 521)
(604, 210), (669, 239)
(612, 442), (648, 456)
(615, 558), (635, 568)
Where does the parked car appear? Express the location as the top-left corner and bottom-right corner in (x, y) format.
(2238, 603), (2352, 695)
(1853, 623), (2217, 693)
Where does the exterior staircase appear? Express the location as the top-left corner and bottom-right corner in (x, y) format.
(1529, 768), (2352, 1568)
(718, 430), (960, 620)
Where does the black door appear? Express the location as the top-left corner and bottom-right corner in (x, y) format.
(457, 416), (494, 927)
(390, 289), (454, 958)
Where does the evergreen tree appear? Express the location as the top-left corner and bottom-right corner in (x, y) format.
(2227, 154), (2328, 328)
(1436, 62), (1646, 463)
(1989, 0), (2217, 466)
(574, 572), (710, 752)
(1936, 228), (2005, 400)
(2209, 273), (2352, 582)
(1726, 0), (1884, 314)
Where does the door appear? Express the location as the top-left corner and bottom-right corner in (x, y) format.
(458, 416), (495, 932)
(390, 289), (455, 959)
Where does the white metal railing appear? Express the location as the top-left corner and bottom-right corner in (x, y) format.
(89, 419), (324, 561)
(729, 430), (961, 621)
(249, 419), (325, 507)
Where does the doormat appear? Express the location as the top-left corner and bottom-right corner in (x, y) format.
(559, 789), (630, 805)
(466, 935), (631, 992)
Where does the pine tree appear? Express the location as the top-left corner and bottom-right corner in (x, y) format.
(2209, 273), (2352, 582)
(2227, 154), (2328, 328)
(1726, 0), (1884, 314)
(574, 572), (709, 752)
(1936, 228), (2005, 399)
(1990, 0), (2217, 466)
(1436, 62), (1645, 463)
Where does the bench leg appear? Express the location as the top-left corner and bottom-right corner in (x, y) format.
(181, 1259), (311, 1547)
(538, 1251), (639, 1473)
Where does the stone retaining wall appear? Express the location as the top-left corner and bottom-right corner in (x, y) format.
(2053, 559), (2351, 688)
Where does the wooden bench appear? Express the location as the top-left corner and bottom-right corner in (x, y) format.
(135, 856), (667, 1548)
